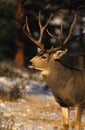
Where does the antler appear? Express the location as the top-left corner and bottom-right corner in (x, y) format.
(46, 13), (76, 53)
(47, 22), (63, 42)
(23, 12), (53, 50)
(63, 13), (76, 45)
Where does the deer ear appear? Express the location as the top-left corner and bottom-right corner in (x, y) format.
(52, 49), (67, 59)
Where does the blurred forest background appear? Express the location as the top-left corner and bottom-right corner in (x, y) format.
(0, 0), (85, 69)
(0, 1), (85, 129)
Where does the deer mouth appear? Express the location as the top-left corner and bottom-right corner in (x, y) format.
(29, 61), (45, 71)
(28, 64), (44, 71)
(29, 65), (49, 75)
(28, 65), (34, 69)
(28, 63), (49, 75)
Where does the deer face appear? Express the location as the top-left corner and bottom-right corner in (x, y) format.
(30, 49), (67, 72)
(30, 52), (50, 71)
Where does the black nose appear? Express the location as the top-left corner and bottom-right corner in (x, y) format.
(30, 59), (32, 62)
(27, 60), (34, 69)
(28, 60), (32, 65)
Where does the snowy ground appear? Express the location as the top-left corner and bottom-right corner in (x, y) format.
(0, 62), (85, 130)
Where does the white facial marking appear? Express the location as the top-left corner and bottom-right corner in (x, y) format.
(41, 70), (49, 75)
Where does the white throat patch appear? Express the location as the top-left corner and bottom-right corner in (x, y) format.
(41, 70), (49, 75)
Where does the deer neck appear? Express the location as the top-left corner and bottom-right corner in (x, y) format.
(41, 60), (71, 89)
(41, 60), (66, 77)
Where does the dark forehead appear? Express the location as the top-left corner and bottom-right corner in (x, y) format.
(37, 49), (59, 56)
(37, 50), (47, 56)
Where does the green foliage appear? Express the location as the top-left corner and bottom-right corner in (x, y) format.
(0, 0), (16, 60)
(0, 0), (15, 20)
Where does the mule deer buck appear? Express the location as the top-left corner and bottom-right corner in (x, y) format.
(24, 12), (85, 130)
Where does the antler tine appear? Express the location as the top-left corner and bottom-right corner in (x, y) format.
(23, 17), (30, 37)
(23, 17), (34, 42)
(25, 16), (30, 33)
(58, 23), (63, 40)
(39, 11), (53, 29)
(63, 13), (76, 45)
(38, 11), (53, 47)
(46, 22), (63, 42)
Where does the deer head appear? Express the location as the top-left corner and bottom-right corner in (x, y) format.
(23, 12), (76, 73)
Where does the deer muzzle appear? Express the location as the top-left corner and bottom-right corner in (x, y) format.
(28, 58), (34, 69)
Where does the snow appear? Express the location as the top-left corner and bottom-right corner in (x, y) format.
(0, 63), (85, 129)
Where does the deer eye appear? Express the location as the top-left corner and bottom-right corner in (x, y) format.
(41, 55), (47, 59)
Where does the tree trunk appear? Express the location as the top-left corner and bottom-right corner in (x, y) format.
(14, 0), (24, 67)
